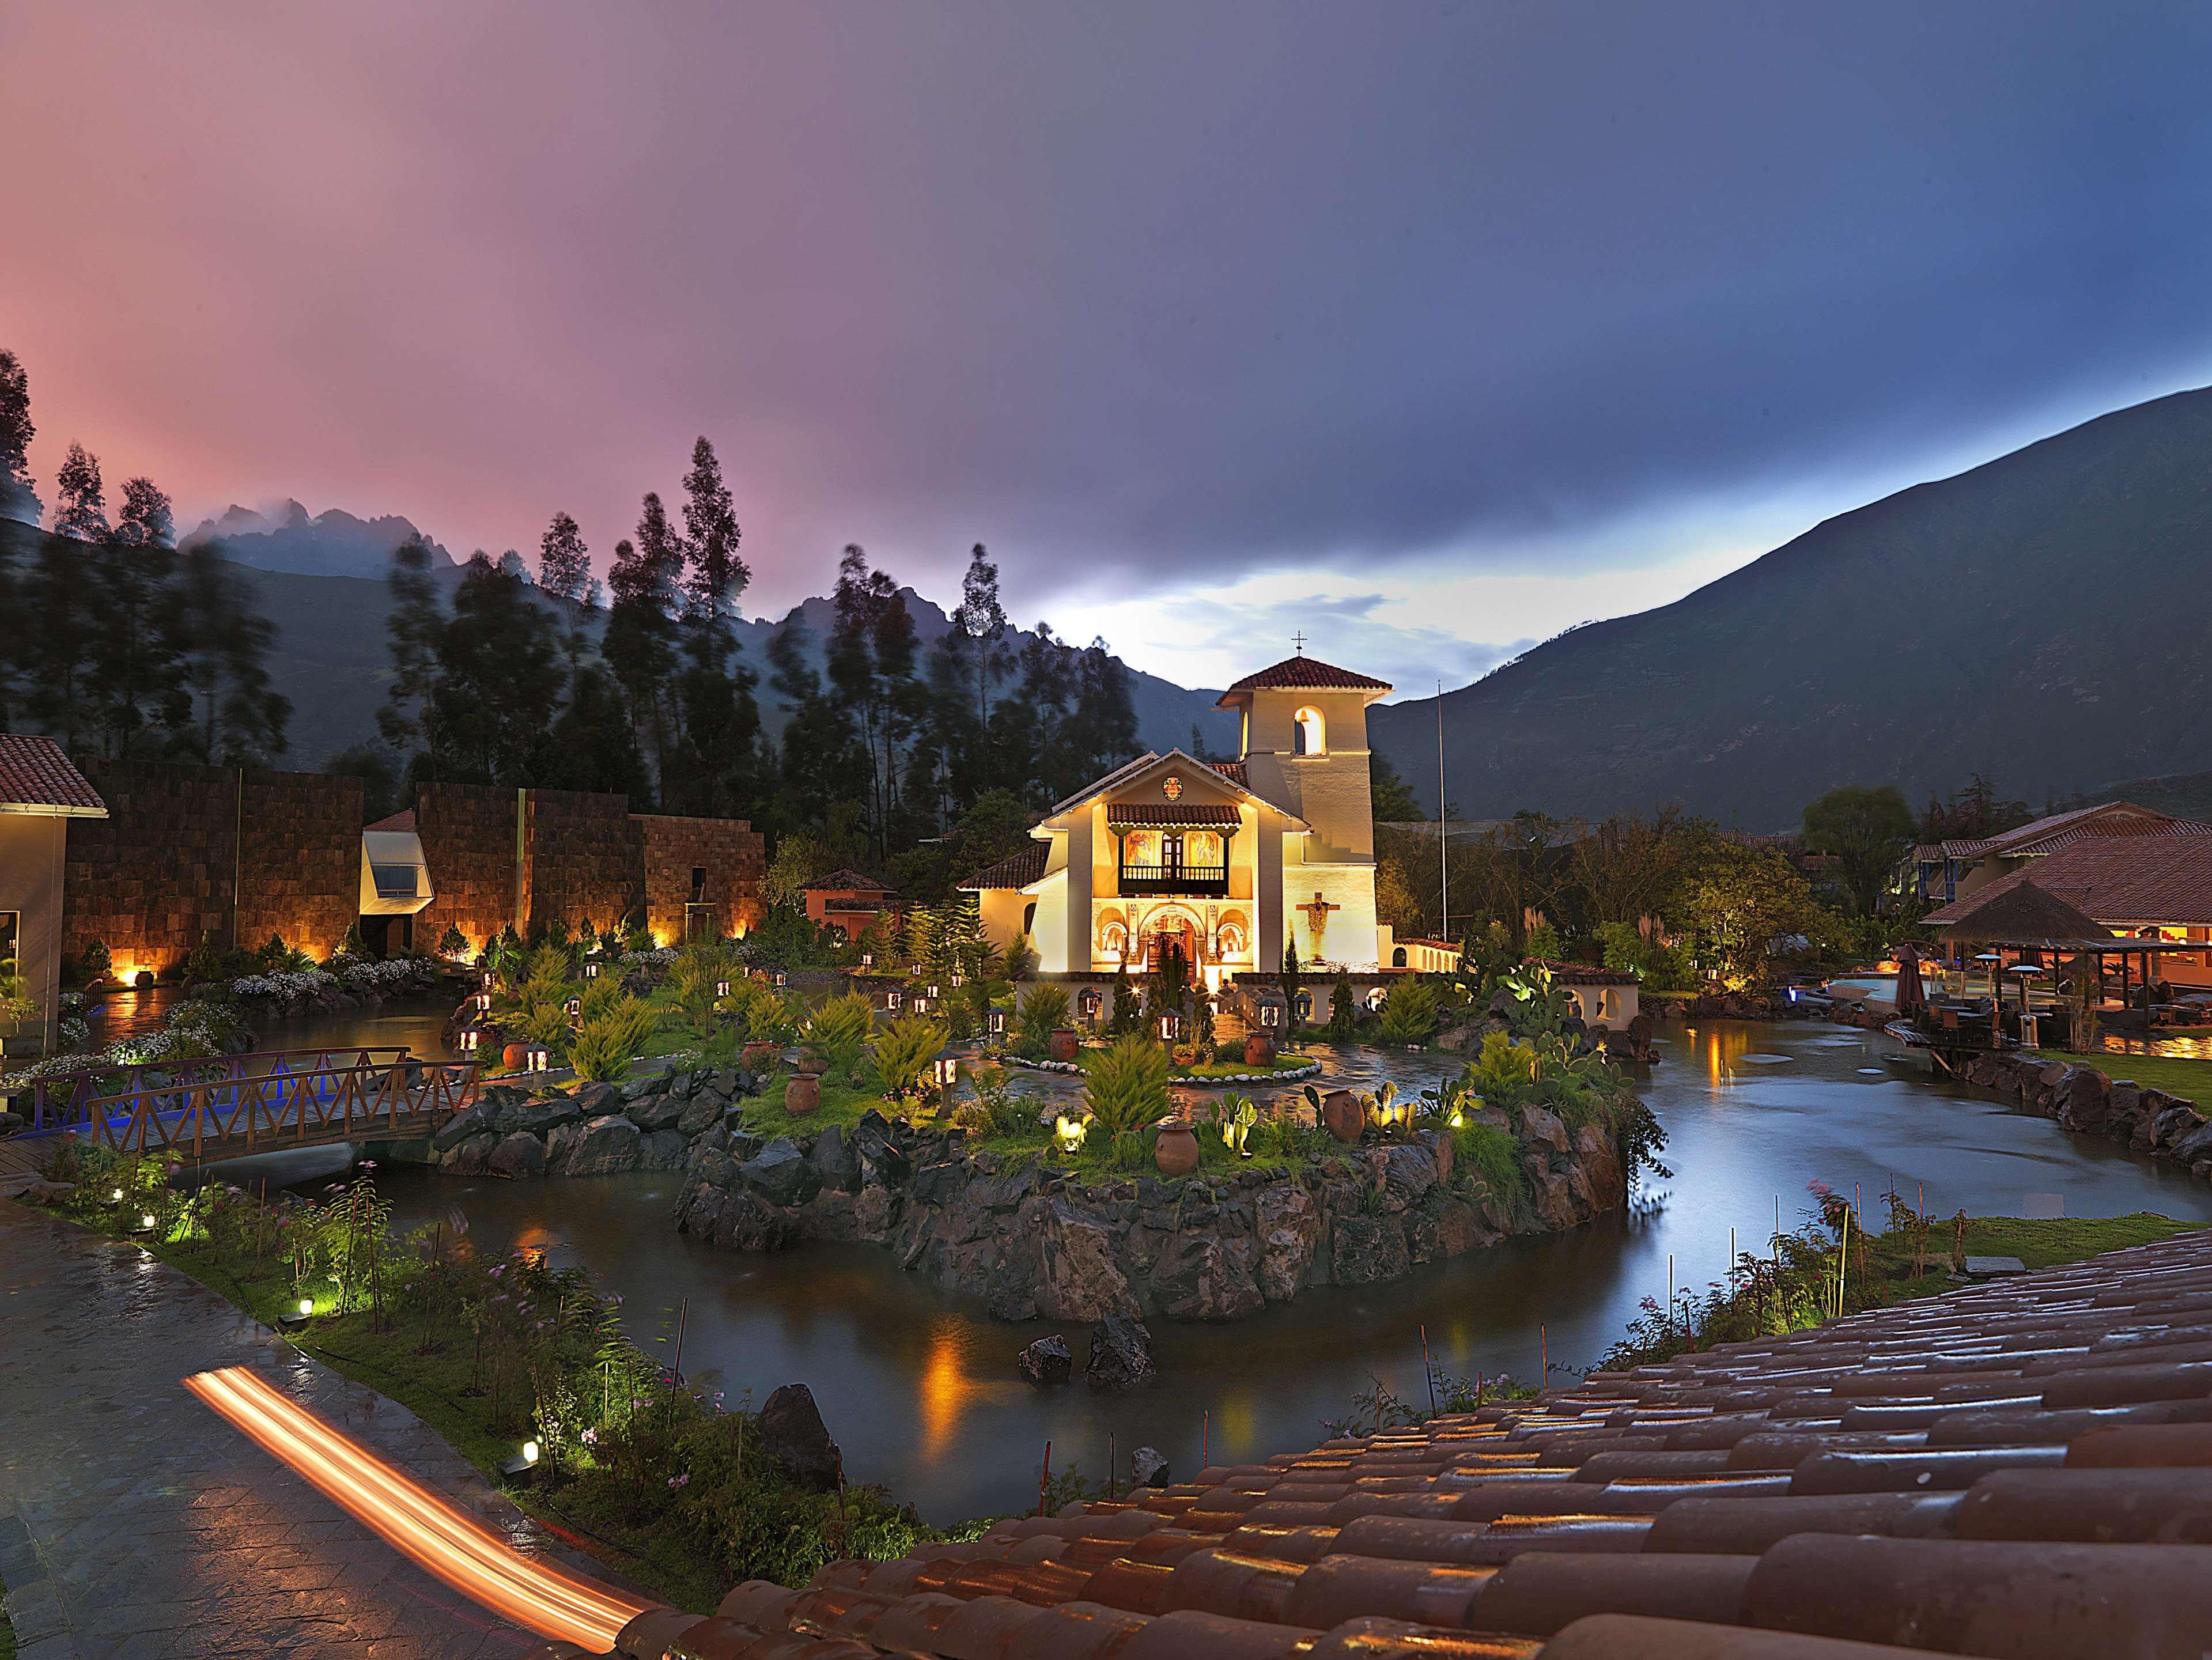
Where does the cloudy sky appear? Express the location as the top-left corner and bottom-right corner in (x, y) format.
(7, 2), (2212, 691)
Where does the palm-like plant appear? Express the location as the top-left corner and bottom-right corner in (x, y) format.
(1082, 1034), (1171, 1144)
(871, 1012), (950, 1100)
(805, 993), (876, 1080)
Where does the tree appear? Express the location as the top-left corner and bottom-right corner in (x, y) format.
(92, 477), (186, 757)
(377, 543), (561, 789)
(52, 442), (106, 541)
(113, 477), (173, 550)
(1371, 754), (1423, 822)
(1919, 774), (2032, 842)
(537, 511), (591, 602)
(1678, 840), (1816, 989)
(679, 437), (746, 627)
(328, 742), (402, 823)
(958, 542), (1010, 732)
(1801, 785), (1917, 916)
(545, 664), (648, 798)
(0, 348), (38, 524)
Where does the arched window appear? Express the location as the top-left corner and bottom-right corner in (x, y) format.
(1293, 706), (1326, 756)
(1022, 902), (1037, 935)
(1392, 946), (1407, 968)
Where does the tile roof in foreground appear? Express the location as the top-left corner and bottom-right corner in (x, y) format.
(0, 733), (106, 815)
(549, 1226), (2212, 1660)
(1216, 655), (1393, 704)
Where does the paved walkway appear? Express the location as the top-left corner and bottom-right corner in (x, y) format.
(0, 1198), (564, 1660)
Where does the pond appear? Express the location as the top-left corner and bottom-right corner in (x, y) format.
(84, 986), (458, 1060)
(365, 1018), (2212, 1523)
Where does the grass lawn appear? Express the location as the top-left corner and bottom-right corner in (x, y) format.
(0, 1594), (14, 1660)
(2030, 1050), (2212, 1112)
(1170, 1057), (1317, 1080)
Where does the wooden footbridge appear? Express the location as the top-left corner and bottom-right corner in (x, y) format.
(0, 1047), (479, 1183)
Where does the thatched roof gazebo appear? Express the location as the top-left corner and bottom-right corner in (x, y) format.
(1930, 878), (2110, 950)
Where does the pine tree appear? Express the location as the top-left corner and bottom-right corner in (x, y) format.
(93, 476), (185, 757)
(0, 350), (41, 525)
(603, 503), (686, 800)
(664, 438), (765, 819)
(546, 664), (648, 797)
(537, 511), (591, 601)
(175, 544), (291, 763)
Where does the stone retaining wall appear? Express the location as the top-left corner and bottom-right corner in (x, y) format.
(1938, 1048), (2212, 1176)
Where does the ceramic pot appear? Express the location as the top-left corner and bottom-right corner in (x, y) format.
(785, 1073), (822, 1116)
(1154, 1123), (1200, 1177)
(1243, 1032), (1276, 1067)
(501, 1041), (528, 1073)
(1049, 1028), (1080, 1063)
(741, 1040), (780, 1069)
(1322, 1088), (1364, 1144)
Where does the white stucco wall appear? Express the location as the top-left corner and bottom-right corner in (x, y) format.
(0, 813), (68, 1054)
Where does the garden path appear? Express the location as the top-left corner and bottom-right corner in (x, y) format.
(0, 1198), (565, 1660)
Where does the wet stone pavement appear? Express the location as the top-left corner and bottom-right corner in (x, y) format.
(0, 1199), (554, 1660)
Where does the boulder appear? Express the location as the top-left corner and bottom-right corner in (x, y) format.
(1130, 1446), (1171, 1489)
(2059, 1066), (2110, 1131)
(1041, 1201), (1141, 1321)
(739, 1137), (820, 1207)
(1253, 1183), (1323, 1300)
(809, 1125), (862, 1193)
(626, 1090), (688, 1133)
(1530, 1166), (1582, 1230)
(568, 1080), (621, 1120)
(675, 1092), (724, 1137)
(1018, 1334), (1073, 1387)
(501, 1095), (583, 1136)
(1575, 1122), (1626, 1208)
(678, 1182), (800, 1251)
(1085, 1314), (1158, 1391)
(642, 1128), (690, 1170)
(562, 1114), (643, 1177)
(2170, 1116), (2212, 1167)
(0, 1110), (24, 1137)
(442, 1132), (499, 1174)
(850, 1184), (899, 1242)
(486, 1132), (546, 1179)
(1150, 1232), (1266, 1322)
(430, 1102), (493, 1154)
(618, 1074), (660, 1104)
(1520, 1105), (1571, 1155)
(1379, 1142), (1438, 1204)
(1330, 1215), (1411, 1285)
(756, 1383), (843, 1491)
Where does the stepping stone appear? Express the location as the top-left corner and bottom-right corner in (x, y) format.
(1738, 1053), (1793, 1065)
(1858, 1067), (1886, 1075)
(1964, 1256), (2028, 1277)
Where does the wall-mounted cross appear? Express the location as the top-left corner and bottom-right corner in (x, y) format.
(1299, 890), (1340, 934)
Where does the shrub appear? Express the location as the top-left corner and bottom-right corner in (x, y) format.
(804, 993), (875, 1080)
(1081, 1033), (1171, 1148)
(578, 974), (626, 1026)
(569, 996), (654, 1081)
(668, 943), (738, 1038)
(1326, 969), (1359, 1040)
(78, 938), (112, 980)
(870, 1012), (950, 1100)
(1014, 982), (1070, 1058)
(1377, 978), (1440, 1045)
(437, 924), (471, 959)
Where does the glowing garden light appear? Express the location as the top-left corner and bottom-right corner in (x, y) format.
(988, 1007), (1007, 1036)
(526, 1044), (551, 1075)
(1054, 1113), (1088, 1154)
(459, 1028), (481, 1054)
(583, 962), (600, 979)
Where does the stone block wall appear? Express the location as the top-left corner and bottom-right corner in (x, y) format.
(635, 814), (766, 943)
(527, 789), (644, 940)
(237, 769), (363, 960)
(413, 783), (524, 954)
(63, 759), (239, 976)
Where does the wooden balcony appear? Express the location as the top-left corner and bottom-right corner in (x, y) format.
(1117, 862), (1229, 897)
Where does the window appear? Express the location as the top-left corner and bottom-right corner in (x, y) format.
(1293, 706), (1325, 755)
(1392, 946), (1407, 968)
(1022, 902), (1037, 935)
(369, 864), (419, 899)
(691, 866), (709, 902)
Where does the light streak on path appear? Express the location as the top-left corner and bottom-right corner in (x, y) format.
(186, 1366), (652, 1649)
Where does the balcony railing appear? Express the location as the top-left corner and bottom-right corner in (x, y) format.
(1117, 863), (1229, 896)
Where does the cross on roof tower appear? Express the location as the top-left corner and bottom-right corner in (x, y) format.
(1291, 631), (1306, 654)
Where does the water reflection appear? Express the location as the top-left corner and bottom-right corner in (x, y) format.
(376, 1020), (2212, 1522)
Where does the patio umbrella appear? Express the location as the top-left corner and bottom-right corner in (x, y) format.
(1893, 945), (1927, 1017)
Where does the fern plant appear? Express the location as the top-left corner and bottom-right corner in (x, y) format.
(870, 1012), (950, 1100)
(668, 943), (738, 1037)
(805, 992), (876, 1080)
(569, 996), (654, 1082)
(1080, 1033), (1171, 1152)
(1014, 982), (1070, 1058)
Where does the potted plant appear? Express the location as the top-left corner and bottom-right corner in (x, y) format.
(1153, 1117), (1200, 1176)
(1243, 1030), (1275, 1067)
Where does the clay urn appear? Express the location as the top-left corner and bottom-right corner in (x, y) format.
(1154, 1121), (1200, 1177)
(1322, 1088), (1364, 1144)
(741, 1039), (780, 1070)
(1049, 1027), (1080, 1063)
(785, 1072), (822, 1116)
(1243, 1031), (1276, 1068)
(501, 1041), (528, 1073)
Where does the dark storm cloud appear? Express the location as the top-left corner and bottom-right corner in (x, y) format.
(6, 0), (2210, 620)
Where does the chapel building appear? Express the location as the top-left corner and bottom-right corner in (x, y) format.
(960, 654), (1396, 980)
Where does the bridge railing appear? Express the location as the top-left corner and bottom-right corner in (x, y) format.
(8, 1048), (479, 1162)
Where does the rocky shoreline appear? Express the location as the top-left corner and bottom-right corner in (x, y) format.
(670, 1100), (1629, 1323)
(1934, 1047), (2212, 1177)
(398, 1062), (1635, 1322)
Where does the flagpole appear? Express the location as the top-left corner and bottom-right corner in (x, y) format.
(1436, 679), (1449, 948)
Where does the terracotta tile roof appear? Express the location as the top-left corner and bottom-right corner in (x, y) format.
(821, 897), (896, 913)
(1984, 799), (2209, 858)
(1208, 759), (1249, 786)
(804, 869), (891, 893)
(0, 735), (106, 816)
(565, 1227), (2212, 1660)
(957, 844), (1050, 891)
(365, 808), (417, 832)
(1217, 655), (1393, 704)
(1922, 876), (2114, 943)
(1930, 837), (2212, 929)
(1105, 804), (1242, 827)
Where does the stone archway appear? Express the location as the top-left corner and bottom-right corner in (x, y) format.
(1140, 905), (1203, 974)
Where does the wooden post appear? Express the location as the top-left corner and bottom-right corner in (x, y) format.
(1421, 1324), (1436, 1416)
(1037, 1441), (1052, 1517)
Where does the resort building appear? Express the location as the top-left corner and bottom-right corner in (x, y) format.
(961, 653), (1395, 980)
(801, 871), (901, 941)
(1922, 834), (2212, 990)
(0, 736), (108, 1056)
(1907, 799), (2212, 908)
